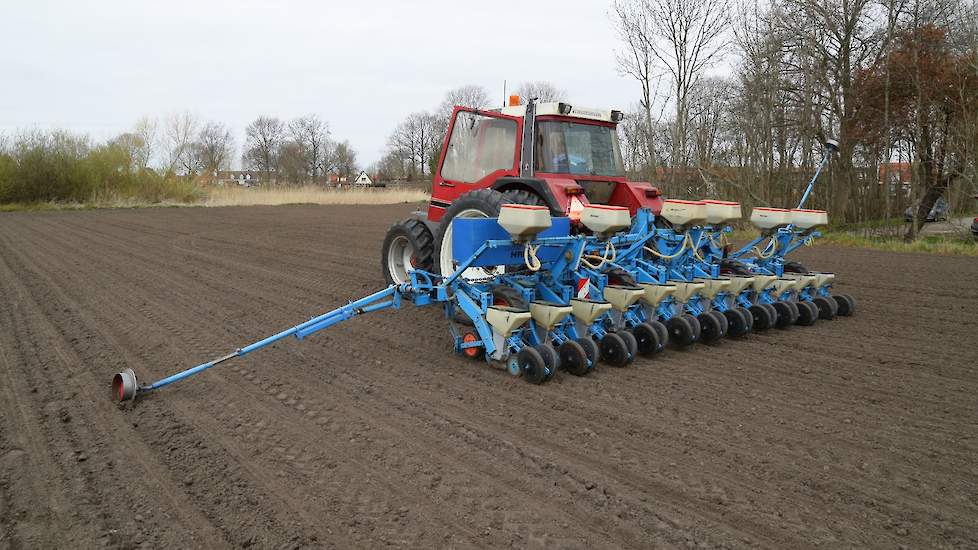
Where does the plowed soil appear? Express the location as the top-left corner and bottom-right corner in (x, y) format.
(1, 204), (975, 549)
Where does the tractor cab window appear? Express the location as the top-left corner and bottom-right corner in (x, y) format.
(535, 121), (625, 177)
(441, 111), (518, 183)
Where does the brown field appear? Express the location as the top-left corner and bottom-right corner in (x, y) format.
(0, 204), (975, 549)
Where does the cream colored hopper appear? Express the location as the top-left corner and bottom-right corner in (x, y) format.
(580, 205), (631, 236)
(751, 275), (777, 291)
(783, 273), (818, 290)
(570, 298), (612, 325)
(603, 285), (645, 311)
(810, 272), (835, 288)
(772, 278), (800, 294)
(497, 204), (552, 241)
(750, 208), (792, 229)
(638, 283), (678, 305)
(790, 208), (829, 229)
(726, 275), (755, 294)
(673, 281), (706, 302)
(529, 301), (572, 331)
(702, 200), (742, 225)
(485, 306), (532, 337)
(660, 200), (707, 226)
(692, 278), (732, 299)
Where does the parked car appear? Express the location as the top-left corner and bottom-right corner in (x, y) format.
(905, 196), (949, 222)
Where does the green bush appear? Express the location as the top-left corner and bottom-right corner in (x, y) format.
(0, 129), (202, 206)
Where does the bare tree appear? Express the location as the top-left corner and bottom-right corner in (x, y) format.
(194, 121), (234, 176)
(163, 112), (199, 175)
(332, 140), (359, 182)
(628, 0), (730, 177)
(387, 111), (440, 180)
(612, 0), (668, 178)
(289, 114), (331, 181)
(276, 140), (308, 185)
(437, 85), (492, 122)
(515, 81), (568, 103)
(243, 116), (285, 185)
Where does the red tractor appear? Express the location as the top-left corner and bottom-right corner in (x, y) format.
(382, 96), (665, 284)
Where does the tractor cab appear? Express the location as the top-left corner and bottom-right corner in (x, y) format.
(428, 97), (662, 224)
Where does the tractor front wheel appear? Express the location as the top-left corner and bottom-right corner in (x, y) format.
(381, 218), (434, 285)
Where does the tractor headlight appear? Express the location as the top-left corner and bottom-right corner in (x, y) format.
(611, 110), (624, 122)
(558, 103), (573, 115)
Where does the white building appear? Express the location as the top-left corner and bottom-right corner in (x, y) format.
(353, 171), (373, 186)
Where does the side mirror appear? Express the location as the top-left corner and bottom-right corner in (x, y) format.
(824, 138), (839, 153)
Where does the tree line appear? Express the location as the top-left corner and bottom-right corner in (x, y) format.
(0, 112), (362, 204)
(611, 0), (978, 238)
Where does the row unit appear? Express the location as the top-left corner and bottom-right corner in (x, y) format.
(498, 201), (828, 242)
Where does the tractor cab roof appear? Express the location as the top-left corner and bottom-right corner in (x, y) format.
(495, 102), (623, 124)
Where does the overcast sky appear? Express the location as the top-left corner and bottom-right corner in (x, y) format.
(1, 0), (644, 166)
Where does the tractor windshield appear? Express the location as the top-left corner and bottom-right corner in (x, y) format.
(535, 121), (625, 177)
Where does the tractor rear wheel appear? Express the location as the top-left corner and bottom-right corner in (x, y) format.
(434, 188), (508, 278)
(381, 218), (434, 285)
(502, 189), (544, 207)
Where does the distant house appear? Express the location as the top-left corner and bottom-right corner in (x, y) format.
(878, 162), (913, 196)
(353, 171), (373, 186)
(327, 174), (349, 185)
(215, 170), (261, 187)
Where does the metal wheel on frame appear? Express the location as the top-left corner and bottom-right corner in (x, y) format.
(812, 296), (836, 320)
(599, 332), (630, 367)
(771, 302), (793, 329)
(666, 315), (696, 348)
(558, 340), (591, 376)
(518, 347), (548, 384)
(631, 322), (662, 357)
(723, 308), (751, 338)
(575, 337), (600, 370)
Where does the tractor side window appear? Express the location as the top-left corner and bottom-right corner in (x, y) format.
(441, 111), (517, 184)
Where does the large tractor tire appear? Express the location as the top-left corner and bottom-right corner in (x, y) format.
(381, 218), (434, 285)
(501, 189), (545, 207)
(434, 189), (509, 278)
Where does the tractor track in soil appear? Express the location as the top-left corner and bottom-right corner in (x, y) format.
(0, 204), (976, 549)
